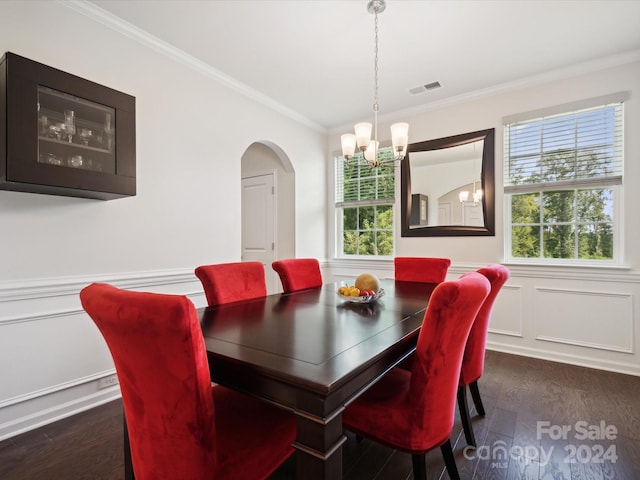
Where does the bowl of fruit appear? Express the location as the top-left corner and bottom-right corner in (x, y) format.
(337, 273), (385, 304)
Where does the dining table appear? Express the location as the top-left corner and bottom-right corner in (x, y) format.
(199, 279), (437, 480)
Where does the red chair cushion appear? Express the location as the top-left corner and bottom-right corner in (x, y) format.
(195, 261), (267, 306)
(272, 258), (323, 293)
(394, 257), (451, 283)
(343, 273), (489, 453)
(459, 264), (510, 386)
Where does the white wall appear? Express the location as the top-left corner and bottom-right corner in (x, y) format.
(0, 1), (326, 439)
(328, 60), (640, 378)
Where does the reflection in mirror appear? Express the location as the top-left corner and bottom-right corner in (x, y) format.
(409, 140), (484, 227)
(401, 129), (495, 237)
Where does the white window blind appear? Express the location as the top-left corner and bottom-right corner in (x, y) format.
(504, 102), (624, 194)
(334, 148), (395, 207)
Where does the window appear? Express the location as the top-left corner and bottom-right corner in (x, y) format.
(504, 97), (624, 263)
(335, 148), (395, 256)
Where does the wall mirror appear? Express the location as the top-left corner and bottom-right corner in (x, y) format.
(400, 128), (495, 237)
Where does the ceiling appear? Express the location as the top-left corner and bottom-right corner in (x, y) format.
(88, 0), (640, 132)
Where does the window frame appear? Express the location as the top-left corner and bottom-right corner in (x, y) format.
(334, 148), (397, 258)
(503, 95), (626, 265)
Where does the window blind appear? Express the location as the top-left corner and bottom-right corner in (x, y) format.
(335, 148), (395, 207)
(504, 102), (623, 194)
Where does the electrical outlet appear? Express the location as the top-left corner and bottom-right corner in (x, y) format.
(97, 374), (119, 390)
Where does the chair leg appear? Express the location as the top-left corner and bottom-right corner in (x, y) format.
(411, 454), (427, 480)
(469, 380), (486, 416)
(440, 439), (460, 480)
(124, 413), (135, 480)
(457, 385), (477, 447)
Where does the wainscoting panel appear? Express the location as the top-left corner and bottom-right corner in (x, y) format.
(488, 284), (523, 337)
(534, 287), (633, 353)
(0, 310), (114, 403)
(0, 269), (206, 441)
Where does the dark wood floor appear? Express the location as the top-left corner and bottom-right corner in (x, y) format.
(1, 351), (639, 480)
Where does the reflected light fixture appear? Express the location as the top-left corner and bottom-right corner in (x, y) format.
(459, 181), (482, 204)
(473, 187), (483, 204)
(459, 149), (483, 204)
(341, 0), (409, 167)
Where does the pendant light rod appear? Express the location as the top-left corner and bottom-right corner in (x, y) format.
(341, 0), (409, 167)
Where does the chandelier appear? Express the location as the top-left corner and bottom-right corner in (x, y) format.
(340, 0), (408, 168)
(458, 184), (483, 205)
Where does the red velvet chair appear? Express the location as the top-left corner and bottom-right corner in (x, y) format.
(195, 261), (266, 306)
(272, 258), (323, 293)
(458, 264), (510, 447)
(394, 256), (451, 283)
(342, 273), (490, 480)
(80, 283), (296, 480)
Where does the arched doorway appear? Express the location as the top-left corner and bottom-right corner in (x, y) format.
(240, 141), (295, 294)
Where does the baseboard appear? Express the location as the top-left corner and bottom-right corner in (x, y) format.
(0, 378), (121, 442)
(486, 342), (640, 377)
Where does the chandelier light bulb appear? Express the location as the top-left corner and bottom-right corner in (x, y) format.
(391, 122), (409, 158)
(363, 140), (379, 162)
(354, 123), (373, 151)
(341, 133), (357, 159)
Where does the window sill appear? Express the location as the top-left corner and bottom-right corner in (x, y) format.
(503, 259), (631, 270)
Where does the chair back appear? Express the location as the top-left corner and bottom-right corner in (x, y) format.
(80, 283), (216, 480)
(394, 256), (451, 283)
(460, 264), (510, 386)
(408, 272), (490, 448)
(272, 258), (322, 293)
(195, 261), (266, 306)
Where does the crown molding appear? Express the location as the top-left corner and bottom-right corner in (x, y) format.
(62, 0), (325, 132)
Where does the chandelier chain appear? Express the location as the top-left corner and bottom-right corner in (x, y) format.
(372, 6), (380, 164)
(374, 8), (379, 114)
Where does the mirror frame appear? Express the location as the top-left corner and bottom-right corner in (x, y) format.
(401, 128), (495, 237)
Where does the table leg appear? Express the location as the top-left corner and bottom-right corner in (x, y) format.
(292, 410), (346, 480)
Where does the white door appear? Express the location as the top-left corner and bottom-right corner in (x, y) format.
(438, 202), (452, 225)
(463, 203), (484, 226)
(241, 174), (279, 293)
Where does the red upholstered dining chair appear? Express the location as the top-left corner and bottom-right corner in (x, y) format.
(458, 264), (510, 447)
(393, 256), (451, 372)
(394, 256), (451, 283)
(195, 261), (266, 306)
(342, 273), (490, 480)
(272, 258), (323, 293)
(80, 283), (296, 480)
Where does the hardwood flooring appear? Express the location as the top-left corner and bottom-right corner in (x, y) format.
(1, 351), (639, 479)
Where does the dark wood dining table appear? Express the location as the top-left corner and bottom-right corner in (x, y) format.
(199, 279), (437, 480)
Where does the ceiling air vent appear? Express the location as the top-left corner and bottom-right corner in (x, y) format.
(409, 81), (442, 95)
